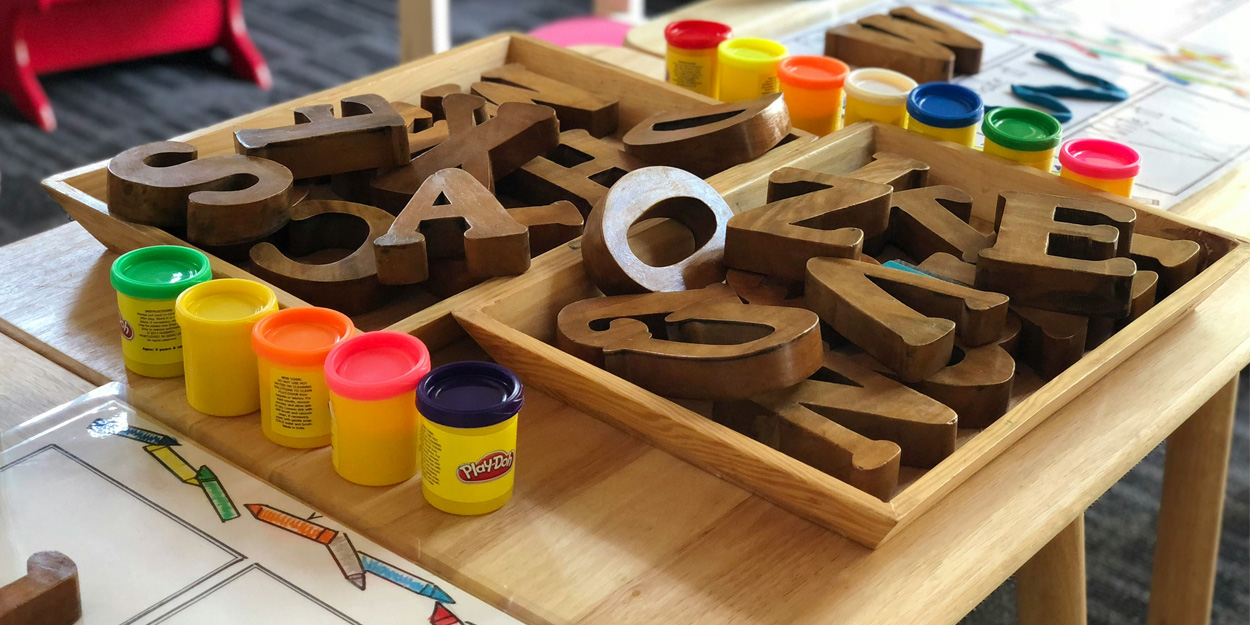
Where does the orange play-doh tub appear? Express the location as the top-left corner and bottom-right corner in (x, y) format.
(252, 307), (355, 449)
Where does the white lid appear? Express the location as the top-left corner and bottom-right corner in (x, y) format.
(844, 68), (918, 106)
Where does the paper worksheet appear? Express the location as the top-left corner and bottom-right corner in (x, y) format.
(768, 0), (1250, 208)
(0, 385), (523, 625)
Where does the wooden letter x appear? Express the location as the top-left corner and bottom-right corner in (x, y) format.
(502, 129), (646, 215)
(373, 168), (529, 285)
(889, 185), (993, 263)
(234, 94), (409, 179)
(370, 100), (560, 211)
(976, 192), (1137, 317)
(556, 284), (824, 400)
(725, 169), (892, 280)
(806, 257), (1008, 382)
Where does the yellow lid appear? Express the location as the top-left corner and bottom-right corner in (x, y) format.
(844, 68), (918, 106)
(717, 37), (788, 70)
(176, 279), (278, 328)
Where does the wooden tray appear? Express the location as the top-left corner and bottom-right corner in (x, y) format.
(41, 33), (813, 332)
(453, 122), (1250, 548)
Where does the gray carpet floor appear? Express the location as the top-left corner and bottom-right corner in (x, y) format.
(0, 1), (1245, 622)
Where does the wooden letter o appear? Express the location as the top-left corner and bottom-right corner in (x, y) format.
(581, 166), (734, 295)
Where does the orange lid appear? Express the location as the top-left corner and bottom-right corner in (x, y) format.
(778, 55), (849, 91)
(252, 307), (355, 368)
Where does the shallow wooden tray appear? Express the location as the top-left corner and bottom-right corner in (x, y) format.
(41, 32), (813, 332)
(453, 122), (1250, 548)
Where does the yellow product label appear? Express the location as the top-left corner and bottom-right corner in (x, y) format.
(117, 294), (183, 365)
(422, 417), (517, 504)
(760, 74), (779, 95)
(266, 365), (330, 439)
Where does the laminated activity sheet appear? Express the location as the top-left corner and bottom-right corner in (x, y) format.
(0, 385), (523, 625)
(771, 0), (1250, 208)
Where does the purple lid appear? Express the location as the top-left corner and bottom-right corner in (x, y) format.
(418, 362), (524, 428)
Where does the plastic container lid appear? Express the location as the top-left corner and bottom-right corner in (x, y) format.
(252, 307), (355, 368)
(906, 82), (984, 129)
(717, 38), (788, 70)
(778, 55), (849, 90)
(418, 362), (524, 429)
(111, 245), (211, 300)
(664, 20), (732, 50)
(324, 331), (431, 401)
(1059, 138), (1141, 180)
(175, 279), (277, 326)
(982, 107), (1062, 152)
(843, 68), (917, 106)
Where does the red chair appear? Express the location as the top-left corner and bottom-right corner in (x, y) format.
(0, 0), (270, 131)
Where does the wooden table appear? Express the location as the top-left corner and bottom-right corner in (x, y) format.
(2, 48), (1244, 625)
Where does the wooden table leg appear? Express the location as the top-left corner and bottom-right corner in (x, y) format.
(1016, 513), (1087, 625)
(1147, 376), (1238, 625)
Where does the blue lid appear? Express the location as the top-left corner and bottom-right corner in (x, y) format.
(906, 82), (984, 129)
(418, 362), (524, 428)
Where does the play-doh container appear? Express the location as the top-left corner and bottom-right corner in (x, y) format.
(843, 68), (917, 127)
(716, 37), (787, 102)
(665, 20), (732, 98)
(110, 245), (211, 378)
(175, 279), (278, 416)
(325, 331), (431, 486)
(982, 107), (1063, 171)
(252, 307), (355, 449)
(1059, 138), (1141, 197)
(778, 55), (849, 135)
(906, 82), (983, 147)
(419, 361), (524, 515)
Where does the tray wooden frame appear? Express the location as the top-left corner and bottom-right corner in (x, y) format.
(453, 122), (1250, 547)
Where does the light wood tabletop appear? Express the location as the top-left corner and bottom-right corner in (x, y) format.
(1, 43), (1244, 625)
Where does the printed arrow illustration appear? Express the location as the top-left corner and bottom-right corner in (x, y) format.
(429, 603), (465, 625)
(89, 417), (180, 446)
(144, 444), (200, 484)
(244, 504), (366, 590)
(358, 553), (454, 603)
(196, 466), (240, 521)
(88, 418), (238, 522)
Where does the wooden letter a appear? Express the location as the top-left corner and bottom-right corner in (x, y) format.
(373, 168), (529, 285)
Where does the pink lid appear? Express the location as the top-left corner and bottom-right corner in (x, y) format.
(324, 331), (431, 401)
(1059, 138), (1140, 180)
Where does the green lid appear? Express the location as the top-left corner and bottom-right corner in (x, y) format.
(982, 107), (1062, 152)
(111, 245), (212, 300)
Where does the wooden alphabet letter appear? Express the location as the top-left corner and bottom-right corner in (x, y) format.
(825, 8), (982, 82)
(473, 63), (619, 137)
(507, 200), (585, 255)
(0, 551), (81, 625)
(806, 257), (1009, 382)
(716, 351), (957, 499)
(370, 100), (560, 211)
(976, 192), (1137, 318)
(107, 141), (292, 246)
(889, 185), (993, 263)
(1130, 233), (1201, 296)
(725, 171), (891, 280)
(501, 129), (645, 215)
(556, 284), (824, 400)
(1013, 305), (1088, 380)
(622, 94), (791, 178)
(249, 200), (395, 314)
(234, 94), (409, 179)
(373, 168), (529, 285)
(846, 151), (931, 190)
(725, 269), (806, 308)
(1085, 269), (1159, 349)
(582, 166), (734, 294)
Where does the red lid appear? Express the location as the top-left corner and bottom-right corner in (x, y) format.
(1059, 138), (1141, 180)
(778, 56), (849, 90)
(665, 20), (732, 50)
(324, 331), (431, 401)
